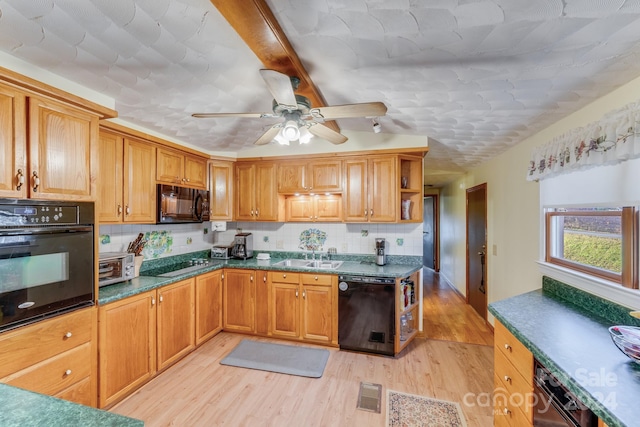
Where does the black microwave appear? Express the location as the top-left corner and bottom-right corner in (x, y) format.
(157, 184), (210, 224)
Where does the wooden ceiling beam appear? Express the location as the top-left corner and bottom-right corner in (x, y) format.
(209, 0), (340, 133)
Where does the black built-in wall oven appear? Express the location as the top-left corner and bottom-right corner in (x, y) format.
(0, 199), (94, 332)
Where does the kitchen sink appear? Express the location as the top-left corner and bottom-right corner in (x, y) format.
(272, 259), (343, 269)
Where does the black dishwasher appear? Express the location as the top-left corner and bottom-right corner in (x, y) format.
(338, 275), (395, 356)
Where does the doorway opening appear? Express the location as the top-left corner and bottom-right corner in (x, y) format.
(423, 195), (439, 271)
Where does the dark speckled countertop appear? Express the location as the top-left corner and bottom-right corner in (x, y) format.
(0, 384), (142, 426)
(98, 250), (422, 305)
(489, 277), (640, 427)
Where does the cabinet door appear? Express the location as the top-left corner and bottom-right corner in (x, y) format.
(309, 160), (342, 192)
(277, 163), (306, 193)
(0, 84), (26, 198)
(255, 162), (279, 221)
(156, 147), (184, 185)
(343, 159), (368, 222)
(223, 269), (256, 332)
(285, 196), (313, 222)
(98, 291), (156, 408)
(98, 130), (124, 222)
(195, 270), (223, 345)
(269, 281), (300, 339)
(123, 138), (156, 223)
(184, 155), (207, 189)
(209, 161), (233, 220)
(315, 195), (342, 222)
(157, 279), (195, 371)
(234, 163), (255, 221)
(29, 95), (98, 200)
(369, 156), (397, 222)
(301, 275), (336, 344)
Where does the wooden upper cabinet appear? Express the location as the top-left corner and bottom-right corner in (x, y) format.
(285, 195), (342, 222)
(123, 138), (156, 223)
(234, 161), (280, 221)
(277, 159), (342, 193)
(344, 156), (397, 223)
(98, 130), (124, 222)
(28, 95), (99, 201)
(0, 84), (27, 198)
(156, 147), (207, 189)
(209, 161), (233, 220)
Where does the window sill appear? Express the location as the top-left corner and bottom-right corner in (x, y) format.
(537, 261), (640, 310)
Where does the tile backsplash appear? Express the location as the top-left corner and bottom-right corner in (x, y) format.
(99, 221), (423, 260)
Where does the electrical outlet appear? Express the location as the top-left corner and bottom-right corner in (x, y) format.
(341, 243), (348, 252)
(276, 240), (284, 249)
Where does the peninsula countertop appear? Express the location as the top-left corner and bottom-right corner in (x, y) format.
(489, 277), (640, 427)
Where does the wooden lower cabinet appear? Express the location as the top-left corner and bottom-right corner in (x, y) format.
(0, 307), (97, 407)
(195, 270), (223, 345)
(99, 278), (195, 408)
(493, 320), (534, 426)
(267, 271), (337, 345)
(223, 269), (256, 333)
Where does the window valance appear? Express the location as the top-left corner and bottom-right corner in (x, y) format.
(527, 100), (640, 181)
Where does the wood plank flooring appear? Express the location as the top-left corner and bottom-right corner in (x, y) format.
(110, 269), (495, 426)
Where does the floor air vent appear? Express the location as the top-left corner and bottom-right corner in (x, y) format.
(369, 331), (385, 343)
(356, 382), (382, 413)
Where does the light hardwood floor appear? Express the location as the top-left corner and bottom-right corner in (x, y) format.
(110, 269), (495, 426)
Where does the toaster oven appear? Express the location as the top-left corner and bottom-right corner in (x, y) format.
(99, 252), (136, 287)
(210, 245), (232, 260)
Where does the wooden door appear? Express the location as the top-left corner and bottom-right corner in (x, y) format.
(369, 156), (397, 222)
(0, 84), (26, 198)
(423, 196), (436, 270)
(308, 160), (342, 192)
(184, 155), (207, 189)
(29, 95), (98, 200)
(223, 269), (255, 332)
(467, 183), (488, 320)
(157, 279), (195, 371)
(269, 282), (300, 339)
(156, 147), (184, 185)
(277, 162), (306, 193)
(98, 130), (124, 222)
(315, 195), (342, 222)
(234, 163), (255, 221)
(301, 283), (334, 344)
(98, 291), (156, 408)
(123, 138), (156, 223)
(285, 196), (313, 221)
(209, 161), (233, 220)
(255, 162), (279, 220)
(343, 159), (368, 222)
(195, 270), (223, 345)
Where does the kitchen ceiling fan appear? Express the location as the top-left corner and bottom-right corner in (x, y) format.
(192, 69), (387, 145)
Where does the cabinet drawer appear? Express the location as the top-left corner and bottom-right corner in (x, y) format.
(301, 273), (333, 286)
(55, 376), (93, 407)
(494, 320), (533, 379)
(494, 349), (533, 421)
(1, 342), (92, 397)
(0, 308), (94, 378)
(493, 392), (532, 427)
(269, 271), (300, 284)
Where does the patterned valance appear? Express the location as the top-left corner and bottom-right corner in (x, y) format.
(527, 100), (640, 181)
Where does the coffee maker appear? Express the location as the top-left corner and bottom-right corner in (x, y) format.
(231, 232), (253, 260)
(375, 238), (389, 266)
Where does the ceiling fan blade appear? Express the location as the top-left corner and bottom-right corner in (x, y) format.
(192, 112), (266, 118)
(255, 126), (281, 145)
(308, 123), (348, 145)
(259, 69), (297, 107)
(312, 102), (387, 120)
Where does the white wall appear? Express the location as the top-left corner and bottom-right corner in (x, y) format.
(438, 73), (640, 323)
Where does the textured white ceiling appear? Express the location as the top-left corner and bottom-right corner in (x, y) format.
(1, 0), (640, 186)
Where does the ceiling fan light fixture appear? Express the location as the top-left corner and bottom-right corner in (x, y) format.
(299, 126), (313, 144)
(282, 120), (300, 140)
(274, 129), (290, 145)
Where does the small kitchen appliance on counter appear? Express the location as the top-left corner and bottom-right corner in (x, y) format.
(99, 252), (136, 287)
(231, 232), (253, 260)
(211, 243), (233, 260)
(375, 238), (389, 266)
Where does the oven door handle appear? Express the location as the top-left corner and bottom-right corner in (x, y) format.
(0, 225), (93, 236)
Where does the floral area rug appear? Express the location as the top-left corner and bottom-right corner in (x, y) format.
(387, 390), (467, 427)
